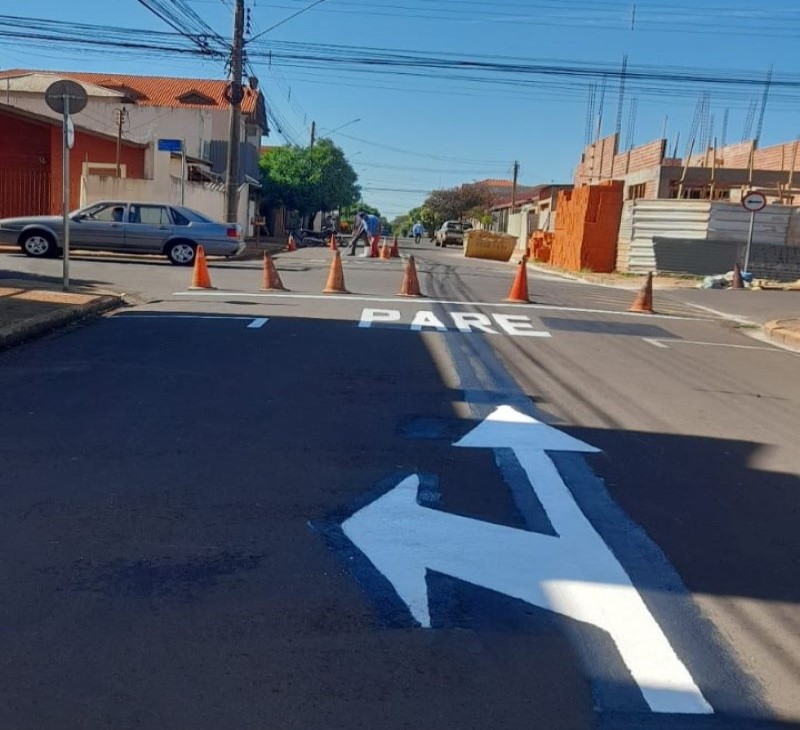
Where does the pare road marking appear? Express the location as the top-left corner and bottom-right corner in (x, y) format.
(358, 308), (551, 338)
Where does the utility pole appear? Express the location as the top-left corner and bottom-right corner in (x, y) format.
(225, 0), (245, 223)
(114, 107), (127, 178)
(309, 120), (316, 147)
(511, 160), (520, 213)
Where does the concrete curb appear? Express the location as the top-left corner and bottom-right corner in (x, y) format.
(0, 294), (124, 351)
(763, 319), (800, 351)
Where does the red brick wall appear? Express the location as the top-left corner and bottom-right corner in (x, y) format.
(49, 127), (145, 213)
(575, 133), (618, 185)
(551, 181), (624, 273)
(717, 141), (754, 168)
(754, 141), (800, 171)
(576, 135), (664, 185)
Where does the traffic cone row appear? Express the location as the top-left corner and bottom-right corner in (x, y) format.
(187, 247), (549, 307)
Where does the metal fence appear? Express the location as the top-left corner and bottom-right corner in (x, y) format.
(0, 169), (52, 218)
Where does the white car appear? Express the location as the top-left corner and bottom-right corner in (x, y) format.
(435, 220), (472, 247)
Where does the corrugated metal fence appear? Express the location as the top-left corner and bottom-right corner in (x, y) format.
(619, 200), (800, 274)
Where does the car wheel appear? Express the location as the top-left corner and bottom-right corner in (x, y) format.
(166, 241), (196, 266)
(21, 231), (57, 258)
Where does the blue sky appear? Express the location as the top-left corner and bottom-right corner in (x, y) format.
(4, 0), (800, 218)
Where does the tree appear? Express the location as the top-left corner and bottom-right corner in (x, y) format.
(424, 184), (495, 227)
(260, 139), (360, 221)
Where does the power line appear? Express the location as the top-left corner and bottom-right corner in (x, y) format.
(247, 0), (330, 42)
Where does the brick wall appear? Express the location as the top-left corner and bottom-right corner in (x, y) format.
(575, 135), (664, 186)
(574, 133), (618, 185)
(753, 140), (800, 172)
(551, 181), (624, 272)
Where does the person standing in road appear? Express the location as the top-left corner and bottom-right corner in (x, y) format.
(412, 221), (423, 244)
(365, 212), (381, 250)
(348, 211), (370, 255)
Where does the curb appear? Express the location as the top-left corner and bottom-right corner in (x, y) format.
(0, 294), (124, 351)
(763, 319), (800, 351)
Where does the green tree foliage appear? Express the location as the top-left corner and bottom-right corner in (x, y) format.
(260, 140), (360, 218)
(424, 184), (495, 227)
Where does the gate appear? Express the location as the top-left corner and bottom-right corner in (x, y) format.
(0, 169), (52, 218)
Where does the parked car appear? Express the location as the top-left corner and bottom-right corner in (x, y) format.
(0, 201), (244, 266)
(434, 220), (472, 247)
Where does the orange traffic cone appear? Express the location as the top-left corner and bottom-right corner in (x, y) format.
(261, 253), (287, 291)
(731, 262), (744, 289)
(189, 245), (215, 290)
(329, 232), (338, 251)
(286, 234), (297, 252)
(380, 240), (391, 259)
(369, 236), (380, 258)
(629, 271), (654, 313)
(323, 250), (349, 294)
(504, 257), (531, 303)
(390, 235), (400, 258)
(398, 255), (424, 297)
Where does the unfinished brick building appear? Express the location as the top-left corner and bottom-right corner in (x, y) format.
(575, 133), (800, 204)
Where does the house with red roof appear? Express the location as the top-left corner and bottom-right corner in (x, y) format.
(0, 69), (267, 229)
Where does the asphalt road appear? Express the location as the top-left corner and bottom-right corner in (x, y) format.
(1, 241), (798, 729)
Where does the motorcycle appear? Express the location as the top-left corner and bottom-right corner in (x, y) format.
(291, 227), (338, 247)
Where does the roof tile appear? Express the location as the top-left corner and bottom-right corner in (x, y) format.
(0, 69), (260, 114)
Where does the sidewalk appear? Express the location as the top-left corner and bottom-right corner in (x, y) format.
(527, 261), (800, 349)
(0, 277), (123, 350)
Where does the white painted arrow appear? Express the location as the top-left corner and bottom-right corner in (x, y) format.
(342, 406), (713, 715)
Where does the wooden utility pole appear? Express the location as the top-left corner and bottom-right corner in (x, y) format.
(225, 0), (245, 223)
(114, 107), (127, 178)
(511, 160), (520, 212)
(309, 120), (316, 147)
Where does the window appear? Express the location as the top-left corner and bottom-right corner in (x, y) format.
(84, 204), (126, 222)
(627, 183), (647, 200)
(170, 208), (191, 226)
(129, 205), (171, 225)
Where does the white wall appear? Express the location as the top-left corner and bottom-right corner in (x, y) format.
(80, 149), (253, 231)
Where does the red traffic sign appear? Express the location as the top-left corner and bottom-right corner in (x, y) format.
(741, 191), (767, 212)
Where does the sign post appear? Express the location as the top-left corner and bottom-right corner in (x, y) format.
(45, 80), (88, 291)
(741, 190), (767, 275)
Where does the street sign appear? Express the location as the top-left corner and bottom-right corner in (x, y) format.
(44, 80), (88, 115)
(741, 190), (767, 212)
(741, 191), (767, 274)
(45, 80), (88, 292)
(158, 138), (183, 152)
(342, 405), (713, 715)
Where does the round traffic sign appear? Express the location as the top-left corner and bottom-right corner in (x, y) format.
(741, 191), (767, 213)
(45, 80), (88, 115)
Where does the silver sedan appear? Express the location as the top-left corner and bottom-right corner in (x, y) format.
(0, 201), (245, 266)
